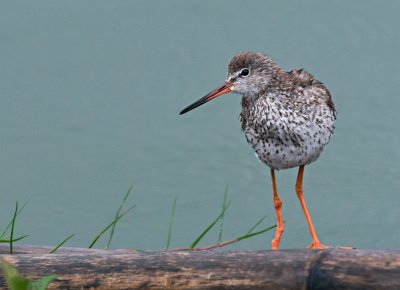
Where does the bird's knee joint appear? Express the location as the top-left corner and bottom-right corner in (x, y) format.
(295, 184), (303, 195)
(273, 197), (282, 209)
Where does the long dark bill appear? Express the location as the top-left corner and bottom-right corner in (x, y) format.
(179, 82), (233, 115)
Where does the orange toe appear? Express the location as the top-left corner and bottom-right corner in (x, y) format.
(307, 241), (329, 249)
(307, 241), (353, 250)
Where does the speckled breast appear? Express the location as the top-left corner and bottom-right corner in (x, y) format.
(241, 98), (335, 170)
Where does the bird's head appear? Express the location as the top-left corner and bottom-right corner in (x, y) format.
(180, 52), (283, 115)
(227, 52), (279, 97)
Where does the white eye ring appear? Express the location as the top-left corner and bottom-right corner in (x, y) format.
(240, 68), (250, 77)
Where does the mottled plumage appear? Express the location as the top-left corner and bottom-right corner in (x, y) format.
(180, 52), (348, 250)
(232, 53), (336, 169)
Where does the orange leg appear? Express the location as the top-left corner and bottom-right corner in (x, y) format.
(295, 165), (327, 249)
(270, 169), (284, 250)
(295, 166), (353, 250)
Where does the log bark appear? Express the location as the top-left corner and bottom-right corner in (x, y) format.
(0, 245), (399, 289)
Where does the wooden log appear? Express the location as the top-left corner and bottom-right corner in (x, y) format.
(0, 245), (400, 289)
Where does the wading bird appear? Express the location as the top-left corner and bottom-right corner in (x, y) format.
(180, 52), (348, 250)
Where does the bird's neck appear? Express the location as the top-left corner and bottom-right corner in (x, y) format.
(239, 94), (271, 131)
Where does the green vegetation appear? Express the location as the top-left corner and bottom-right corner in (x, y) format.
(0, 201), (29, 255)
(191, 200), (232, 249)
(49, 234), (75, 254)
(106, 182), (135, 249)
(165, 197), (177, 250)
(218, 185), (229, 242)
(0, 184), (274, 252)
(0, 260), (56, 290)
(88, 205), (135, 249)
(0, 185), (275, 289)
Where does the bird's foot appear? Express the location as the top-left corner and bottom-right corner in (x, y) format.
(307, 241), (353, 250)
(270, 225), (284, 250)
(306, 241), (329, 249)
(271, 239), (280, 250)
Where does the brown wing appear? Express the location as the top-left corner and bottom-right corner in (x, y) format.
(288, 68), (336, 117)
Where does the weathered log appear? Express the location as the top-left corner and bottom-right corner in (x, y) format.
(0, 245), (399, 289)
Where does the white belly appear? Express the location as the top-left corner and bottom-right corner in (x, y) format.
(244, 124), (332, 170)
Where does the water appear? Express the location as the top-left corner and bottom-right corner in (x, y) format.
(1, 1), (399, 250)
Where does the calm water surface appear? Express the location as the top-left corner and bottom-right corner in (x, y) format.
(1, 1), (399, 250)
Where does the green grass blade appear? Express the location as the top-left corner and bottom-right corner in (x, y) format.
(9, 202), (19, 254)
(0, 200), (28, 240)
(190, 200), (231, 249)
(237, 224), (277, 242)
(185, 223), (277, 251)
(30, 275), (57, 290)
(165, 197), (177, 250)
(246, 214), (268, 235)
(106, 182), (135, 250)
(0, 234), (30, 243)
(218, 185), (229, 243)
(88, 205), (135, 249)
(0, 260), (31, 290)
(49, 234), (75, 254)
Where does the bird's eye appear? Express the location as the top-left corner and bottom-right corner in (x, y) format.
(240, 68), (250, 77)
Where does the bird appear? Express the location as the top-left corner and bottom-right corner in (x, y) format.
(179, 52), (349, 250)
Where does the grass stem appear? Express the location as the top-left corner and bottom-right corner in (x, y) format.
(88, 205), (135, 249)
(0, 200), (28, 240)
(9, 202), (19, 254)
(218, 185), (229, 243)
(190, 200), (231, 249)
(105, 183), (135, 250)
(49, 234), (75, 254)
(165, 197), (177, 250)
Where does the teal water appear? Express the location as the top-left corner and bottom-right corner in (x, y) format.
(1, 1), (400, 250)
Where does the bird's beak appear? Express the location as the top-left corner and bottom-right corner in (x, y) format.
(179, 82), (233, 115)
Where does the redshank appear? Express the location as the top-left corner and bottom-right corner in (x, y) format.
(180, 52), (346, 250)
